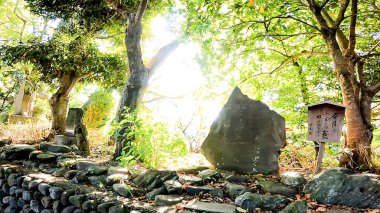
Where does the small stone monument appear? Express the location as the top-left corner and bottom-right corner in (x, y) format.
(66, 108), (84, 131)
(201, 87), (286, 174)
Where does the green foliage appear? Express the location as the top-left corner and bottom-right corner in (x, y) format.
(0, 39), (127, 89)
(114, 109), (188, 168)
(182, 0), (378, 129)
(0, 68), (23, 121)
(83, 89), (114, 129)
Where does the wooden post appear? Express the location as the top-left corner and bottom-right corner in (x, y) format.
(315, 142), (325, 173)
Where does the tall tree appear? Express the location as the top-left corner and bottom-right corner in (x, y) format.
(185, 0), (380, 169)
(0, 39), (127, 134)
(22, 0), (179, 155)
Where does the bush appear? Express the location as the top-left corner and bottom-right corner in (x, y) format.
(115, 109), (188, 168)
(83, 89), (114, 128)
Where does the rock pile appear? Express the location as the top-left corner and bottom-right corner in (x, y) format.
(0, 141), (379, 212)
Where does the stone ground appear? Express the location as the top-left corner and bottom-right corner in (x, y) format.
(0, 142), (379, 213)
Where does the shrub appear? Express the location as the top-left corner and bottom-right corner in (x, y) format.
(83, 89), (114, 129)
(115, 109), (188, 168)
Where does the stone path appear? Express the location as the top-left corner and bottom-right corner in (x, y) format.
(0, 143), (379, 213)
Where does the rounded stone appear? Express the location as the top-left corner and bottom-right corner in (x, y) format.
(49, 187), (64, 200)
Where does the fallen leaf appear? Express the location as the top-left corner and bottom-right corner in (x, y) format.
(209, 165), (216, 170)
(305, 194), (311, 199)
(295, 194), (301, 200)
(316, 206), (327, 212)
(182, 183), (189, 189)
(175, 205), (185, 210)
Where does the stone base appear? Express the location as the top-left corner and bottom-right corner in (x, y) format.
(8, 115), (38, 124)
(54, 135), (76, 146)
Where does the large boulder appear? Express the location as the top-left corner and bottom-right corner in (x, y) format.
(201, 87), (285, 174)
(304, 168), (380, 209)
(0, 144), (36, 160)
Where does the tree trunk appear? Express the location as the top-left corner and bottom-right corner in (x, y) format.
(50, 71), (79, 135)
(324, 35), (373, 169)
(114, 0), (179, 158)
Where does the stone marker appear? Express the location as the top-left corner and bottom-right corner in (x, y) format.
(201, 87), (285, 174)
(66, 108), (84, 131)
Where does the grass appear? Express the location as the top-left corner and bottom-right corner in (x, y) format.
(1, 122), (380, 173)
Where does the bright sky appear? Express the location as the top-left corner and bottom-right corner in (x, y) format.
(142, 16), (222, 135)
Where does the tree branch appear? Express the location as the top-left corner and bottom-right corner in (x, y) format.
(368, 82), (380, 97)
(346, 0), (357, 56)
(135, 0), (148, 23)
(334, 0), (350, 28)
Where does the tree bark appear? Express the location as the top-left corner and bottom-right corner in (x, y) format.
(50, 71), (79, 135)
(306, 0), (377, 169)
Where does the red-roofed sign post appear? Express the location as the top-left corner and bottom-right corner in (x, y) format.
(307, 101), (347, 173)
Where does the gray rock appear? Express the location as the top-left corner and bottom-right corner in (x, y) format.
(185, 201), (236, 213)
(69, 195), (86, 208)
(133, 170), (178, 191)
(201, 87), (285, 174)
(30, 200), (43, 213)
(60, 189), (75, 205)
(178, 175), (203, 186)
(7, 173), (19, 187)
(304, 168), (380, 209)
(54, 135), (75, 146)
(40, 142), (71, 153)
(41, 196), (53, 208)
(198, 169), (220, 182)
(28, 179), (42, 191)
(4, 205), (18, 213)
(106, 173), (131, 185)
(235, 192), (290, 212)
(87, 166), (108, 175)
(41, 209), (54, 213)
(224, 175), (249, 184)
(225, 183), (250, 199)
(72, 171), (88, 183)
(107, 167), (130, 176)
(88, 176), (106, 189)
(258, 179), (297, 197)
(155, 195), (183, 206)
(66, 108), (84, 130)
(61, 206), (77, 213)
(22, 191), (32, 201)
(49, 187), (64, 200)
(113, 183), (143, 198)
(33, 191), (43, 200)
(164, 180), (182, 194)
(0, 144), (36, 160)
(36, 153), (56, 163)
(53, 200), (63, 213)
(280, 200), (308, 213)
(108, 205), (127, 213)
(52, 168), (69, 177)
(9, 186), (19, 196)
(82, 200), (98, 210)
(29, 150), (43, 161)
(38, 183), (51, 196)
(97, 202), (119, 213)
(2, 183), (10, 194)
(76, 160), (97, 171)
(210, 188), (224, 198)
(281, 172), (306, 187)
(64, 170), (78, 180)
(185, 186), (213, 195)
(146, 186), (167, 200)
(17, 198), (27, 208)
(57, 159), (77, 169)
